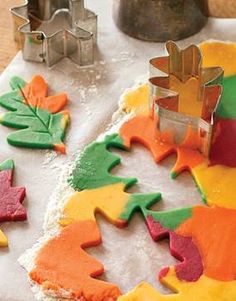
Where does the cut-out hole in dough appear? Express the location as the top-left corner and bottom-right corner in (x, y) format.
(88, 214), (178, 294)
(111, 143), (202, 210)
(88, 144), (201, 294)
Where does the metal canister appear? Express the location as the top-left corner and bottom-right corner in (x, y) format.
(113, 0), (209, 42)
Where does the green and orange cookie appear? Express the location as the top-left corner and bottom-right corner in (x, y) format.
(0, 75), (69, 153)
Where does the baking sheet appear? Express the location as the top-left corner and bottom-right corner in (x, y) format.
(1, 1), (236, 300)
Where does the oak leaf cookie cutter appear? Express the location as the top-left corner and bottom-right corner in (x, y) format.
(149, 41), (224, 157)
(11, 0), (97, 67)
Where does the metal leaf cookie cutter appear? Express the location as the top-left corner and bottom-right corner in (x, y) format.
(11, 0), (97, 67)
(149, 41), (224, 157)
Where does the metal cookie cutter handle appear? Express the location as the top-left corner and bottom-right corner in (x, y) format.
(11, 0), (97, 67)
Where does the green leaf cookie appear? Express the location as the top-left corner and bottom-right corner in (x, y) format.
(0, 75), (69, 153)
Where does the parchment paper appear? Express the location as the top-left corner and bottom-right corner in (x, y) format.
(1, 1), (236, 300)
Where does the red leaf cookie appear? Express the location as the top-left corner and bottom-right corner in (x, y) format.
(0, 159), (26, 222)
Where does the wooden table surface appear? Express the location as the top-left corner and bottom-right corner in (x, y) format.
(0, 0), (235, 74)
(0, 1), (23, 73)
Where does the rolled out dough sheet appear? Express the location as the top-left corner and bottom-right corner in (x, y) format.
(1, 1), (236, 300)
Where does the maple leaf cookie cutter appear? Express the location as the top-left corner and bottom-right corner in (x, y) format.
(10, 0), (97, 67)
(149, 41), (224, 157)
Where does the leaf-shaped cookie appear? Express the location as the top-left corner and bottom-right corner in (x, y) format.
(0, 75), (69, 153)
(0, 158), (26, 247)
(0, 159), (26, 222)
